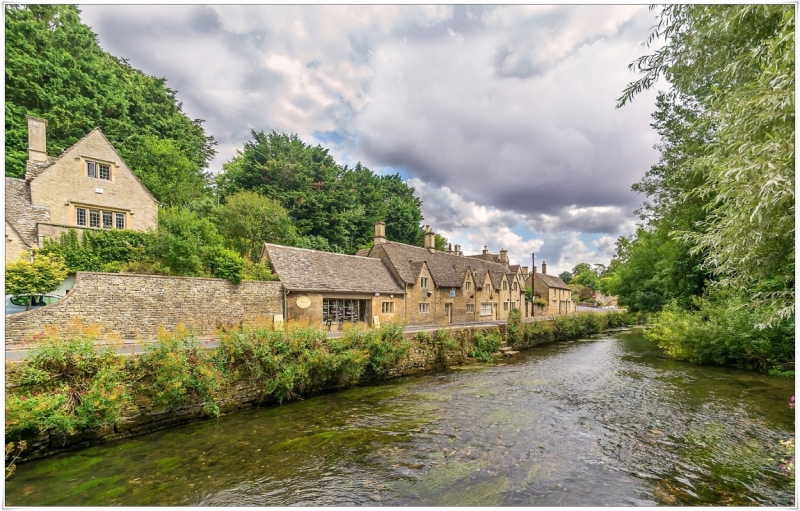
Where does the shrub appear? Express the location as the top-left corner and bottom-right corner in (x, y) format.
(205, 246), (245, 284)
(469, 329), (502, 362)
(507, 309), (523, 346)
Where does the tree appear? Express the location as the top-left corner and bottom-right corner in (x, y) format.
(618, 5), (794, 325)
(571, 263), (592, 276)
(150, 207), (223, 277)
(434, 233), (448, 252)
(5, 253), (68, 310)
(5, 5), (216, 179)
(213, 191), (299, 261)
(558, 271), (573, 284)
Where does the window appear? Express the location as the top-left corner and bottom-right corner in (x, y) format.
(420, 277), (429, 289)
(115, 213), (125, 229)
(466, 282), (471, 292)
(102, 211), (113, 229)
(480, 303), (492, 316)
(76, 207), (87, 226)
(381, 302), (394, 314)
(75, 207), (126, 229)
(504, 302), (508, 311)
(466, 304), (474, 313)
(419, 303), (430, 314)
(512, 282), (517, 291)
(450, 289), (456, 298)
(485, 284), (490, 294)
(87, 161), (111, 180)
(89, 210), (100, 228)
(323, 298), (363, 322)
(502, 281), (507, 290)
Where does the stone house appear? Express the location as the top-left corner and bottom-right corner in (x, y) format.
(526, 261), (575, 316)
(261, 243), (406, 330)
(5, 116), (159, 266)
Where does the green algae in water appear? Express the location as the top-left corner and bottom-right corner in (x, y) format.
(155, 456), (182, 473)
(438, 476), (512, 506)
(30, 455), (103, 476)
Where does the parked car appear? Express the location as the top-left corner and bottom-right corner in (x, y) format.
(5, 294), (62, 315)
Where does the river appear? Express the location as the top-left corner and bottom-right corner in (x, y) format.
(5, 328), (795, 506)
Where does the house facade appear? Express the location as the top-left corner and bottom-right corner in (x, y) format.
(263, 222), (528, 328)
(5, 116), (159, 266)
(526, 261), (576, 316)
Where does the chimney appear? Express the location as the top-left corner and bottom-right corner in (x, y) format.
(482, 245), (489, 255)
(447, 243), (453, 253)
(374, 221), (387, 245)
(455, 244), (462, 256)
(521, 266), (528, 275)
(26, 115), (48, 162)
(499, 248), (508, 264)
(541, 261), (547, 275)
(423, 225), (436, 252)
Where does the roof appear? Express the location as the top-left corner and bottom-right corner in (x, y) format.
(355, 248), (370, 257)
(24, 159), (58, 181)
(372, 241), (512, 289)
(536, 272), (571, 290)
(262, 243), (405, 294)
(5, 177), (50, 247)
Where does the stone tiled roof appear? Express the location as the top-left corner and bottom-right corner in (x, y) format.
(5, 177), (50, 247)
(508, 264), (520, 275)
(355, 249), (370, 257)
(466, 253), (500, 263)
(374, 241), (512, 289)
(536, 273), (571, 290)
(24, 159), (58, 181)
(262, 243), (405, 294)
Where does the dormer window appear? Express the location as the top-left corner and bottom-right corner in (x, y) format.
(502, 281), (508, 290)
(87, 161), (111, 180)
(420, 277), (429, 289)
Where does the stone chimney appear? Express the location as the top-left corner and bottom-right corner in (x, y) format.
(423, 225), (436, 253)
(374, 221), (387, 245)
(26, 115), (48, 162)
(482, 245), (489, 255)
(521, 266), (529, 275)
(541, 261), (547, 275)
(499, 248), (508, 264)
(447, 243), (453, 254)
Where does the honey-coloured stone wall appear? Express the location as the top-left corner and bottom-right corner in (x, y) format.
(5, 272), (284, 345)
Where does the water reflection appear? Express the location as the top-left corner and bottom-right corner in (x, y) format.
(6, 329), (794, 506)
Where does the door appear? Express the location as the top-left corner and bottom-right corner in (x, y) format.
(444, 303), (452, 323)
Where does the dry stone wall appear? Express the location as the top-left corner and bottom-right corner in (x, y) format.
(5, 272), (284, 345)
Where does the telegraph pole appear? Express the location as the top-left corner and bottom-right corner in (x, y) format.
(531, 252), (535, 318)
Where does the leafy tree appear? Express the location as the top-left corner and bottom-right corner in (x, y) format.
(571, 263), (592, 276)
(5, 4), (215, 184)
(5, 253), (68, 309)
(150, 207), (223, 277)
(558, 271), (572, 284)
(39, 229), (153, 274)
(571, 269), (600, 292)
(213, 190), (299, 261)
(216, 130), (426, 254)
(618, 5), (794, 325)
(434, 233), (448, 252)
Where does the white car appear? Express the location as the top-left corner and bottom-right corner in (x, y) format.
(5, 294), (62, 315)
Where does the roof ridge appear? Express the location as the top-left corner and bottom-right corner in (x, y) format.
(262, 242), (378, 259)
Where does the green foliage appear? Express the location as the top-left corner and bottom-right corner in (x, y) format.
(468, 329), (503, 362)
(150, 207), (222, 277)
(416, 328), (460, 362)
(645, 292), (794, 373)
(243, 259), (277, 281)
(213, 191), (299, 261)
(216, 130), (425, 254)
(507, 309), (523, 346)
(558, 271), (572, 284)
(205, 246), (244, 284)
(6, 334), (131, 437)
(39, 229), (154, 274)
(5, 5), (215, 180)
(618, 5), (794, 326)
(434, 233), (449, 252)
(5, 253), (68, 304)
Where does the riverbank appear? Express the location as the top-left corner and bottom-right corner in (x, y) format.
(5, 311), (639, 462)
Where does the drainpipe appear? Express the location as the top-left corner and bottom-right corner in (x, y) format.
(283, 288), (289, 323)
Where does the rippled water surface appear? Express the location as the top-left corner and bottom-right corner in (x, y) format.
(5, 329), (795, 506)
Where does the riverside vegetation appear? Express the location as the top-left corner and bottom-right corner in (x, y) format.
(5, 312), (638, 449)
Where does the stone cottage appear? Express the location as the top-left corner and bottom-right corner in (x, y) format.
(526, 262), (575, 316)
(261, 243), (406, 330)
(5, 116), (159, 266)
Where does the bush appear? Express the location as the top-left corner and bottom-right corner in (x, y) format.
(645, 293), (794, 372)
(507, 309), (523, 346)
(205, 246), (245, 284)
(243, 259), (278, 281)
(469, 329), (502, 362)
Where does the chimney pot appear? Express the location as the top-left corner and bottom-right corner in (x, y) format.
(26, 115), (48, 162)
(499, 248), (508, 264)
(424, 226), (436, 252)
(541, 261), (547, 275)
(482, 245), (489, 255)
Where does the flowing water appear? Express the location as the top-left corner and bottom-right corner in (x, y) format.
(5, 329), (795, 506)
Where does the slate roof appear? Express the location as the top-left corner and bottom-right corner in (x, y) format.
(24, 159), (58, 181)
(373, 241), (512, 289)
(355, 248), (370, 257)
(466, 253), (500, 263)
(262, 243), (405, 294)
(536, 272), (571, 290)
(5, 177), (50, 247)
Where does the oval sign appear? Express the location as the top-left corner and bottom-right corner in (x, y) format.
(296, 295), (311, 309)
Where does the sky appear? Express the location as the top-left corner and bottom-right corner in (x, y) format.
(78, 4), (662, 275)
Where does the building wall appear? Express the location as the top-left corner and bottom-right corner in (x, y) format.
(283, 291), (405, 330)
(5, 222), (31, 265)
(404, 265), (436, 325)
(5, 272), (283, 345)
(29, 131), (158, 233)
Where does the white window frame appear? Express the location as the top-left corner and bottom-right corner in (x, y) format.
(480, 303), (492, 316)
(76, 207), (87, 226)
(420, 277), (429, 289)
(466, 304), (474, 313)
(466, 282), (471, 292)
(99, 164), (111, 180)
(381, 302), (394, 314)
(115, 213), (125, 229)
(87, 161), (97, 178)
(102, 211), (113, 229)
(484, 284), (490, 294)
(89, 210), (100, 228)
(419, 303), (430, 314)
